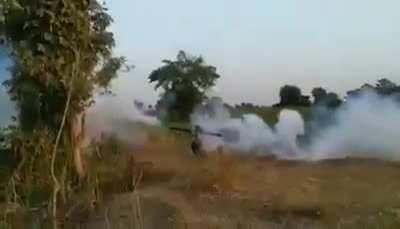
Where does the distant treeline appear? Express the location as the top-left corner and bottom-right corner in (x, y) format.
(236, 78), (400, 109)
(141, 73), (400, 123)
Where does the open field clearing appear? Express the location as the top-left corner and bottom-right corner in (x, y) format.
(11, 126), (397, 229)
(129, 137), (400, 228)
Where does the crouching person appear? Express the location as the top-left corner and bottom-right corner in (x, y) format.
(191, 125), (204, 156)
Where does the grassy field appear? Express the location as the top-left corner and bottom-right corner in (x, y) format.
(14, 123), (395, 229)
(6, 119), (400, 229)
(126, 133), (400, 229)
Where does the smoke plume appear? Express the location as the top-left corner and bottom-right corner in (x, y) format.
(86, 96), (159, 145)
(274, 110), (305, 156)
(192, 93), (400, 161)
(191, 102), (303, 158)
(308, 93), (400, 161)
(86, 91), (400, 161)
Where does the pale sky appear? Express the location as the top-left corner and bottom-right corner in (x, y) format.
(1, 0), (400, 124)
(107, 0), (400, 105)
(0, 50), (14, 124)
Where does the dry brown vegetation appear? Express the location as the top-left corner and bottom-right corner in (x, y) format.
(66, 125), (400, 229)
(9, 124), (400, 228)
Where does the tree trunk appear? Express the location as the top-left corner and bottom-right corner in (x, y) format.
(70, 112), (87, 179)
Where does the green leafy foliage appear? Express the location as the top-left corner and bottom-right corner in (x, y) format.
(0, 0), (127, 218)
(312, 87), (342, 108)
(311, 87), (327, 104)
(347, 78), (400, 99)
(1, 0), (126, 131)
(149, 50), (220, 121)
(279, 85), (302, 106)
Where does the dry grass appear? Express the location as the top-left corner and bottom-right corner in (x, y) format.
(17, 124), (398, 228)
(119, 130), (400, 228)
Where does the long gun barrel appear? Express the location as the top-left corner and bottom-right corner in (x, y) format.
(169, 127), (192, 133)
(169, 127), (223, 137)
(169, 126), (239, 143)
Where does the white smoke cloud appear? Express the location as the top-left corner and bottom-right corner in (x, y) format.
(308, 93), (400, 161)
(191, 93), (400, 161)
(86, 91), (400, 161)
(191, 112), (276, 154)
(191, 102), (303, 158)
(86, 95), (159, 144)
(275, 110), (305, 156)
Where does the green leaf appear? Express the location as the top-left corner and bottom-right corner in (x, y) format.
(58, 37), (68, 47)
(37, 43), (45, 53)
(43, 32), (52, 42)
(37, 9), (45, 18)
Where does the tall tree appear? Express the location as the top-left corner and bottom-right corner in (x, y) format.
(347, 79), (400, 99)
(311, 87), (328, 104)
(376, 78), (396, 90)
(1, 0), (126, 179)
(324, 92), (342, 108)
(279, 85), (302, 106)
(376, 78), (398, 96)
(311, 87), (342, 108)
(149, 50), (220, 121)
